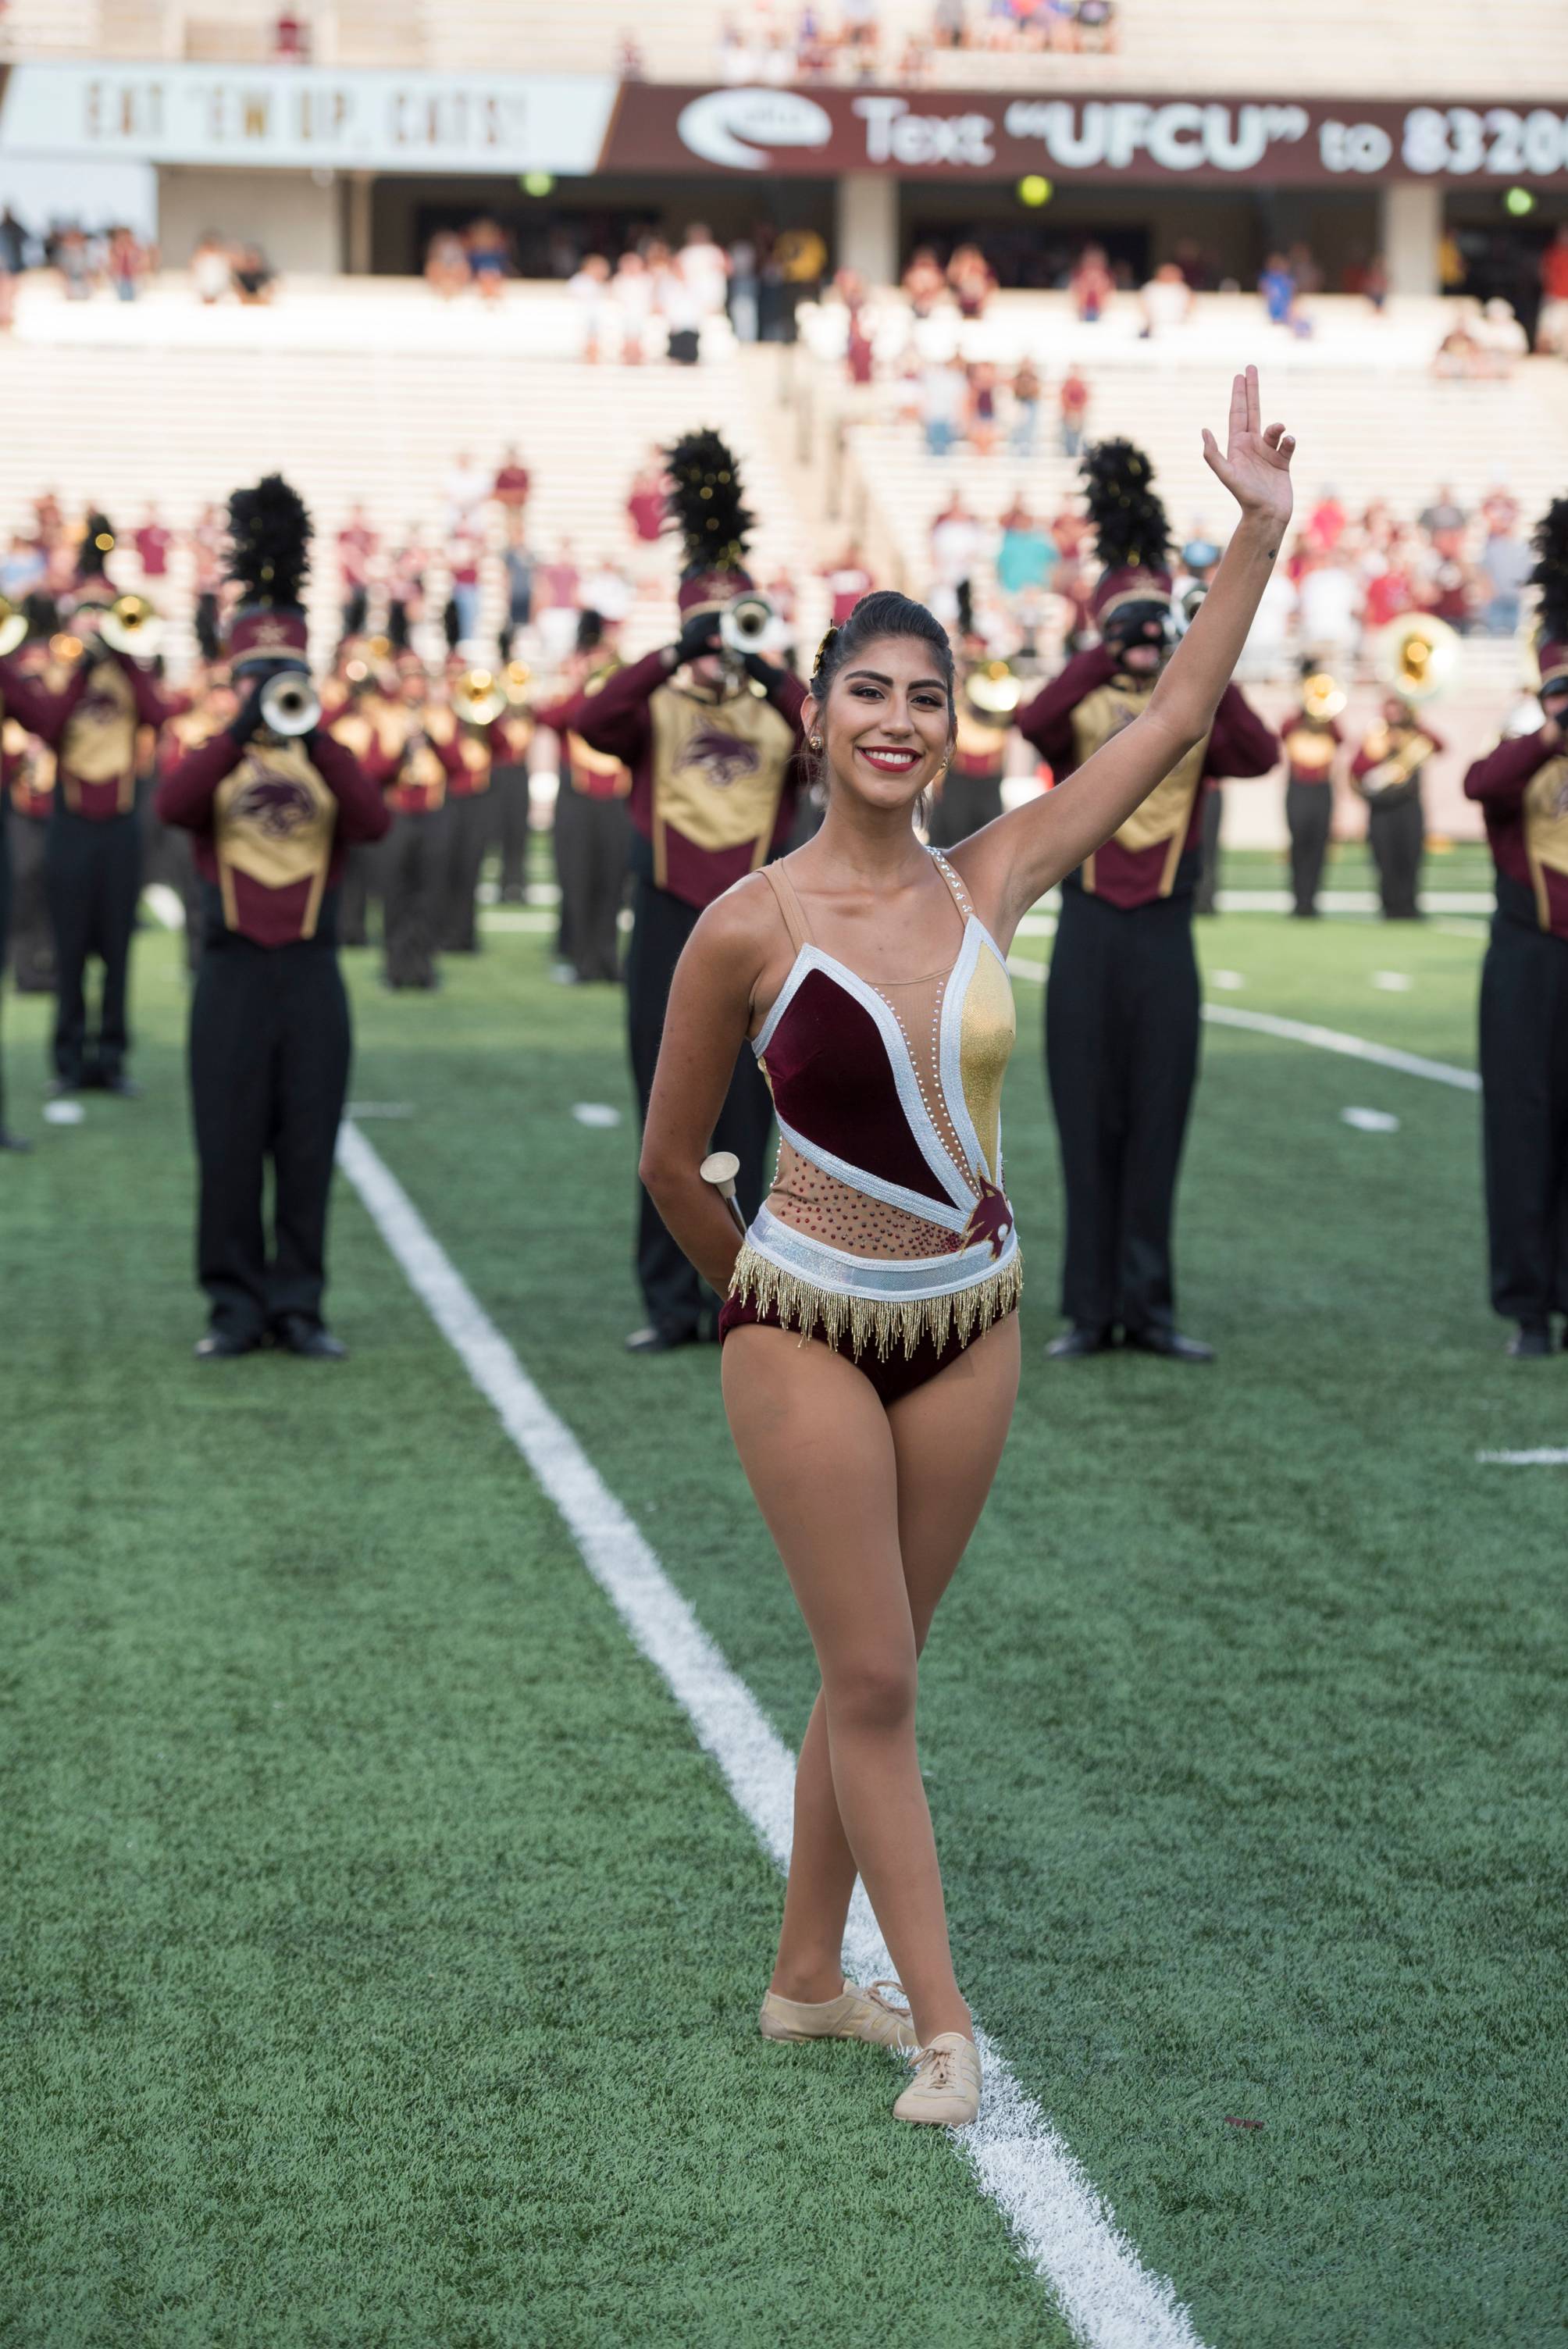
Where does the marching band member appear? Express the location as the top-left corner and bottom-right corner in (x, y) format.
(3, 597), (62, 993)
(1352, 688), (1444, 921)
(379, 651), (463, 990)
(437, 643), (527, 955)
(1017, 440), (1278, 1361)
(928, 657), (1015, 848)
(0, 515), (188, 1095)
(0, 608), (27, 1148)
(560, 430), (807, 1352)
(535, 613), (632, 984)
(321, 629), (395, 948)
(155, 475), (389, 1361)
(1281, 667), (1345, 918)
(1463, 498), (1568, 1357)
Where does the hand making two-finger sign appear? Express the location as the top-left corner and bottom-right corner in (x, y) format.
(1201, 363), (1295, 533)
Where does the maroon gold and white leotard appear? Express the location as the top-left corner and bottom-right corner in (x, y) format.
(719, 846), (1021, 1398)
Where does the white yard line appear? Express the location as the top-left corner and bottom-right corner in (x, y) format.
(1005, 958), (1482, 1096)
(335, 1119), (1209, 2349)
(1476, 1449), (1568, 1464)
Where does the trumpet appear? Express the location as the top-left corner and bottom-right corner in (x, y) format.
(258, 669), (322, 736)
(0, 593), (27, 658)
(964, 659), (1023, 718)
(1301, 669), (1348, 722)
(452, 666), (508, 726)
(99, 592), (162, 659)
(718, 591), (774, 663)
(502, 658), (533, 708)
(1371, 612), (1459, 704)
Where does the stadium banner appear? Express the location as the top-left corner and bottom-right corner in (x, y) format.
(0, 63), (618, 175)
(604, 84), (1568, 184)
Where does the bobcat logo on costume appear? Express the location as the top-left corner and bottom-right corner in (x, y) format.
(232, 772), (318, 839)
(685, 725), (761, 790)
(76, 680), (127, 729)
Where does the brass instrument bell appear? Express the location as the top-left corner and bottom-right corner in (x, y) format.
(452, 666), (508, 726)
(1301, 670), (1348, 722)
(1370, 612), (1459, 704)
(99, 592), (162, 658)
(0, 593), (27, 658)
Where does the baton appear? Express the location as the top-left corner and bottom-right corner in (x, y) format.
(700, 1150), (748, 1239)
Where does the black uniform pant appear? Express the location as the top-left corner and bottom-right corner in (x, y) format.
(1285, 782), (1333, 917)
(440, 791), (492, 953)
(338, 841), (379, 948)
(1480, 913), (1568, 1326)
(494, 761), (532, 901)
(8, 811), (54, 991)
(1194, 786), (1223, 915)
(0, 809), (10, 1133)
(1367, 792), (1424, 920)
(626, 874), (774, 1336)
(190, 932), (352, 1338)
(383, 806), (447, 989)
(1046, 886), (1201, 1337)
(554, 787), (630, 982)
(928, 770), (1003, 850)
(45, 807), (141, 1085)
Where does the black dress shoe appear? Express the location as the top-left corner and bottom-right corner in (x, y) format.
(1045, 1324), (1113, 1360)
(625, 1322), (698, 1355)
(1507, 1323), (1552, 1359)
(1124, 1327), (1216, 1363)
(0, 1127), (32, 1152)
(194, 1327), (261, 1360)
(275, 1314), (348, 1360)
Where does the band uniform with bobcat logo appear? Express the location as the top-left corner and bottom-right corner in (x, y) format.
(558, 430), (806, 1350)
(1280, 670), (1345, 917)
(155, 474), (390, 1363)
(437, 647), (528, 955)
(0, 515), (189, 1094)
(3, 599), (64, 996)
(1463, 497), (1568, 1356)
(1016, 439), (1278, 1361)
(1352, 697), (1444, 921)
(377, 652), (465, 989)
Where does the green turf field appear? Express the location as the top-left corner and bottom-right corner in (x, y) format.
(3, 875), (1565, 2349)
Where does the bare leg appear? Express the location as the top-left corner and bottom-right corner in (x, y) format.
(722, 1316), (1020, 2044)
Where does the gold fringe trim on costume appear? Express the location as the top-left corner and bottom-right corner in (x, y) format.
(729, 1242), (1023, 1363)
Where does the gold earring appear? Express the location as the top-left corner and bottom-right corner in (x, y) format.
(809, 734), (823, 752)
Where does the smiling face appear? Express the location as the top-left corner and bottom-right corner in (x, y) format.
(804, 633), (953, 817)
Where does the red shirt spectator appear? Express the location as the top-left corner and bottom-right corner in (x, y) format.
(625, 458), (667, 547)
(1541, 227), (1568, 302)
(821, 546), (874, 626)
(493, 447), (531, 512)
(337, 505), (378, 590)
(134, 509), (173, 579)
(1307, 491), (1347, 551)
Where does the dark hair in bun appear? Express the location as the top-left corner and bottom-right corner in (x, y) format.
(811, 589), (954, 704)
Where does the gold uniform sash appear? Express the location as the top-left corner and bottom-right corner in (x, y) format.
(649, 681), (796, 889)
(61, 658), (137, 805)
(1069, 682), (1210, 898)
(214, 740), (338, 937)
(1524, 753), (1568, 930)
(1284, 725), (1335, 775)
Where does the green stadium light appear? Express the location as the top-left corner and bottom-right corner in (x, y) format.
(521, 171), (556, 198)
(1504, 186), (1536, 216)
(1017, 175), (1053, 209)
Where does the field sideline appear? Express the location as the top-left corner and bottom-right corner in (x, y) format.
(4, 893), (1565, 2349)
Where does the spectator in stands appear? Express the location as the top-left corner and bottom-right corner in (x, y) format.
(493, 445), (531, 518)
(0, 530), (45, 601)
(447, 522), (483, 642)
(1258, 251), (1295, 326)
(840, 0), (880, 77)
(920, 353), (968, 457)
(337, 502), (380, 633)
(930, 491), (982, 597)
(821, 541), (875, 626)
(568, 252), (611, 360)
(191, 503), (226, 651)
(426, 229), (470, 301)
(1418, 484), (1468, 551)
(1306, 487), (1347, 553)
(902, 247), (947, 320)
(728, 235), (760, 343)
(534, 541), (583, 664)
(966, 360), (1000, 454)
(1363, 530), (1419, 630)
(0, 209), (27, 277)
(55, 226), (94, 301)
(948, 243), (996, 320)
(625, 449), (667, 554)
(1069, 244), (1114, 324)
(846, 298), (877, 387)
(1139, 260), (1195, 339)
(1361, 252), (1389, 313)
(1009, 358), (1041, 457)
(1432, 319), (1481, 379)
(1474, 296), (1527, 376)
(1425, 546), (1476, 635)
(1077, 0), (1117, 48)
(616, 28), (647, 77)
(390, 529), (429, 628)
(1478, 512), (1533, 637)
(1538, 223), (1568, 354)
(611, 250), (654, 364)
(1058, 365), (1090, 458)
(443, 451), (489, 535)
(580, 553), (634, 635)
(1481, 481), (1520, 535)
(679, 223), (730, 324)
(106, 227), (149, 303)
(932, 0), (967, 47)
(133, 503), (173, 583)
(273, 5), (308, 56)
(232, 245), (275, 304)
(465, 219), (511, 304)
(1297, 548), (1362, 668)
(500, 520), (533, 648)
(995, 496), (1055, 599)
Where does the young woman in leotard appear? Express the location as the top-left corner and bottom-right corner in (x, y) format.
(641, 369), (1294, 2126)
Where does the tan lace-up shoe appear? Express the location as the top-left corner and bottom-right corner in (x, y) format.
(892, 2031), (982, 2126)
(758, 1977), (916, 2051)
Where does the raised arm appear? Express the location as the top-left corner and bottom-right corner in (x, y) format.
(0, 655), (83, 746)
(556, 647), (665, 765)
(639, 883), (770, 1295)
(310, 728), (392, 843)
(155, 726), (244, 832)
(1464, 722), (1561, 803)
(119, 654), (191, 730)
(957, 367), (1294, 942)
